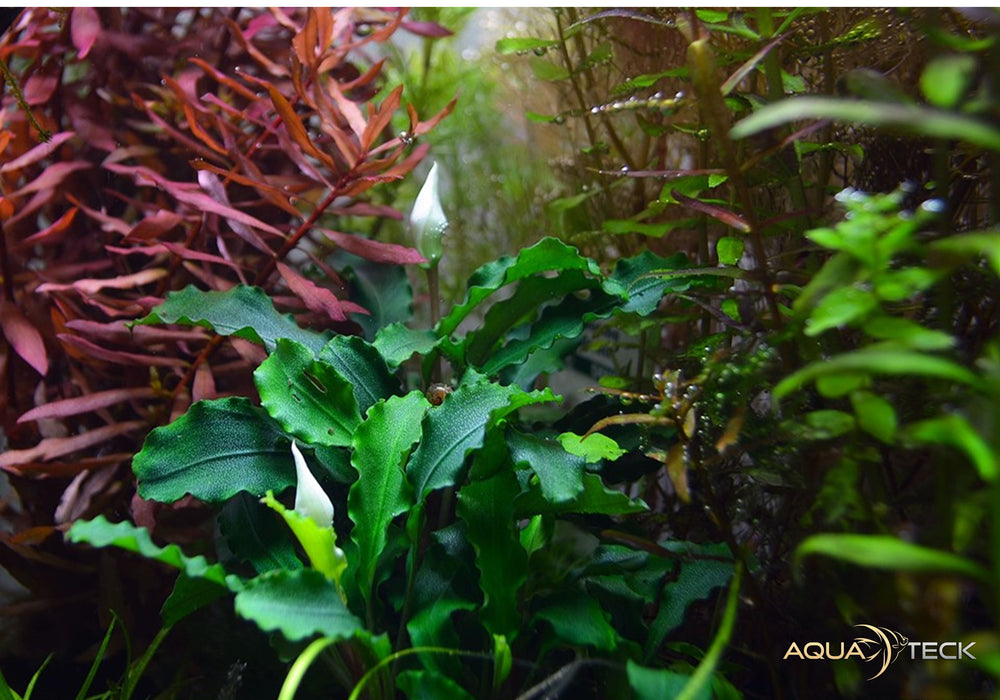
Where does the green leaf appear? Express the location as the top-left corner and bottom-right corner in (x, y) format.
(319, 335), (400, 415)
(611, 251), (692, 315)
(904, 415), (997, 482)
(628, 662), (706, 700)
(219, 492), (303, 574)
(515, 473), (647, 517)
(731, 97), (1000, 152)
(774, 349), (979, 399)
(850, 391), (897, 443)
(458, 470), (528, 638)
(559, 431), (626, 462)
(495, 37), (559, 55)
(716, 237), (744, 266)
(535, 593), (618, 651)
(805, 286), (877, 336)
(348, 392), (428, 612)
(815, 373), (870, 398)
(646, 542), (734, 657)
(802, 410), (856, 439)
(339, 253), (414, 340)
(930, 230), (1000, 277)
(509, 428), (585, 503)
(67, 516), (236, 591)
(603, 218), (700, 239)
(796, 534), (990, 583)
(396, 671), (475, 700)
(862, 317), (955, 350)
(920, 54), (977, 109)
(261, 491), (345, 584)
(133, 397), (295, 504)
(162, 573), (230, 627)
(438, 238), (605, 338)
(234, 569), (363, 642)
(373, 323), (439, 368)
(406, 379), (556, 499)
(255, 339), (362, 447)
(530, 56), (569, 82)
(135, 285), (329, 354)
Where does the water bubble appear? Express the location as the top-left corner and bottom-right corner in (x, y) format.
(652, 91), (664, 100)
(553, 114), (566, 125)
(674, 90), (686, 100)
(591, 106), (601, 114)
(620, 166), (630, 173)
(533, 46), (547, 56)
(921, 198), (946, 214)
(398, 130), (414, 145)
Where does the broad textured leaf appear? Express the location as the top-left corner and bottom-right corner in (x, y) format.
(731, 97), (1000, 152)
(407, 379), (557, 499)
(611, 251), (694, 315)
(535, 593), (618, 651)
(255, 338), (361, 446)
(133, 397), (295, 504)
(67, 516), (236, 590)
(162, 574), (230, 627)
(234, 569), (363, 642)
(508, 428), (585, 503)
(774, 349), (979, 399)
(219, 492), (303, 574)
(559, 432), (626, 462)
(796, 534), (990, 582)
(373, 323), (438, 368)
(137, 285), (330, 354)
(646, 542), (734, 658)
(335, 252), (414, 339)
(457, 471), (527, 638)
(319, 334), (400, 414)
(515, 473), (648, 517)
(438, 237), (607, 338)
(348, 392), (428, 611)
(628, 662), (702, 700)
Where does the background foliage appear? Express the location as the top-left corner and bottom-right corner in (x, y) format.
(1, 6), (999, 700)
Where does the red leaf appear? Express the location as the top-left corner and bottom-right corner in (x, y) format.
(19, 387), (157, 423)
(672, 190), (751, 233)
(8, 161), (90, 199)
(277, 261), (348, 322)
(15, 207), (78, 250)
(0, 131), (75, 173)
(401, 20), (453, 38)
(319, 229), (426, 265)
(57, 334), (187, 367)
(71, 7), (101, 59)
(362, 84), (402, 152)
(0, 421), (145, 471)
(0, 301), (48, 375)
(36, 268), (168, 296)
(125, 210), (185, 240)
(23, 73), (58, 105)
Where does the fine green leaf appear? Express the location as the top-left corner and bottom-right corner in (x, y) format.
(255, 339), (362, 447)
(731, 97), (1000, 152)
(930, 231), (1000, 277)
(319, 334), (400, 415)
(348, 392), (428, 612)
(396, 671), (475, 700)
(862, 317), (955, 351)
(628, 662), (705, 700)
(603, 218), (700, 239)
(904, 415), (997, 482)
(530, 56), (569, 82)
(850, 390), (897, 443)
(515, 473), (648, 517)
(795, 534), (990, 582)
(805, 286), (878, 336)
(373, 323), (439, 368)
(132, 397), (295, 504)
(135, 284), (329, 354)
(508, 428), (585, 503)
(406, 379), (557, 499)
(535, 593), (618, 651)
(716, 236), (744, 266)
(234, 569), (363, 642)
(438, 237), (605, 338)
(458, 470), (528, 638)
(920, 54), (977, 109)
(774, 349), (980, 399)
(495, 37), (559, 55)
(67, 516), (235, 590)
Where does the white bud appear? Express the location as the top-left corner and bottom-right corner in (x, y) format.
(291, 440), (333, 528)
(411, 162), (447, 267)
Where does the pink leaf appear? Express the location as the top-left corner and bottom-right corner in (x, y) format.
(57, 334), (186, 367)
(0, 421), (145, 471)
(0, 301), (48, 375)
(0, 132), (76, 173)
(23, 73), (58, 105)
(71, 7), (101, 59)
(672, 191), (751, 233)
(125, 210), (185, 240)
(277, 261), (348, 322)
(401, 20), (453, 38)
(19, 387), (158, 423)
(8, 161), (90, 199)
(36, 268), (168, 296)
(319, 229), (426, 265)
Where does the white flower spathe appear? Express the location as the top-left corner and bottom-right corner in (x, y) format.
(291, 439), (334, 528)
(411, 161), (447, 266)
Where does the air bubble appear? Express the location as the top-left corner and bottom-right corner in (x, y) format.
(533, 46), (547, 56)
(620, 166), (630, 173)
(553, 115), (566, 125)
(921, 198), (946, 214)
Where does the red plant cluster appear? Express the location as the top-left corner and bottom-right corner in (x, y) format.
(0, 8), (453, 529)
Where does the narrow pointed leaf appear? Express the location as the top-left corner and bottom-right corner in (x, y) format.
(133, 397), (295, 503)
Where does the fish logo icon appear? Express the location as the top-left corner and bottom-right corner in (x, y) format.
(854, 624), (909, 680)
